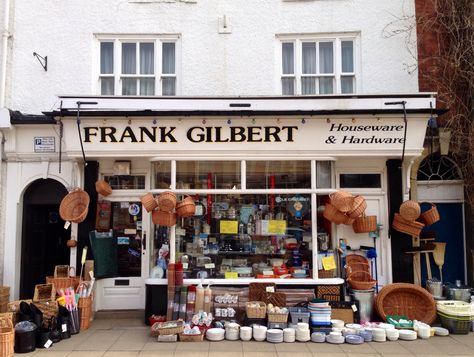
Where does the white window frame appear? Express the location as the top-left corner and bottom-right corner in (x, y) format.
(94, 34), (181, 96)
(277, 33), (360, 95)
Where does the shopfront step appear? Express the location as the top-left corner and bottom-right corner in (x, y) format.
(95, 309), (145, 319)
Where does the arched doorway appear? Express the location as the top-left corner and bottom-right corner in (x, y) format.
(417, 153), (466, 284)
(20, 179), (70, 298)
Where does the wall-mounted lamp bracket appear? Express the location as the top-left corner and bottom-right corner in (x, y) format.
(33, 52), (47, 71)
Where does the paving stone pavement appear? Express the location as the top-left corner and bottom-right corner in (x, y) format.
(15, 315), (474, 356)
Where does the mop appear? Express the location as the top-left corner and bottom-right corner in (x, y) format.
(433, 243), (446, 283)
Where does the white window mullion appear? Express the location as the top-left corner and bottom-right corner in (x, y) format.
(335, 38), (341, 94)
(155, 39), (159, 95)
(295, 40), (301, 95)
(315, 41), (320, 94)
(115, 39), (121, 95)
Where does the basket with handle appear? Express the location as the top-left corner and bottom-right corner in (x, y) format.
(141, 193), (158, 212)
(246, 301), (266, 318)
(392, 213), (425, 237)
(59, 188), (90, 223)
(157, 191), (177, 212)
(329, 191), (354, 212)
(0, 314), (14, 357)
(33, 283), (58, 320)
(46, 266), (80, 293)
(267, 312), (288, 323)
(347, 271), (376, 290)
(399, 200), (421, 221)
(176, 195), (196, 218)
(419, 202), (440, 226)
(323, 203), (347, 225)
(152, 210), (177, 227)
(151, 319), (184, 336)
(345, 254), (369, 266)
(95, 180), (112, 196)
(345, 262), (370, 276)
(347, 195), (367, 219)
(179, 332), (204, 342)
(352, 215), (377, 233)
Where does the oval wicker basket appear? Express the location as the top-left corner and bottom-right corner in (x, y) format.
(399, 200), (421, 221)
(352, 215), (377, 233)
(345, 262), (370, 276)
(59, 189), (90, 223)
(347, 195), (367, 219)
(419, 202), (440, 226)
(347, 271), (376, 290)
(375, 283), (437, 324)
(392, 213), (425, 237)
(323, 203), (347, 225)
(152, 210), (177, 227)
(329, 191), (355, 213)
(246, 301), (266, 319)
(0, 315), (14, 357)
(95, 180), (112, 196)
(141, 193), (158, 212)
(345, 254), (369, 266)
(176, 195), (196, 218)
(157, 191), (177, 212)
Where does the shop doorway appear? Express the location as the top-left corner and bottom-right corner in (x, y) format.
(20, 179), (70, 299)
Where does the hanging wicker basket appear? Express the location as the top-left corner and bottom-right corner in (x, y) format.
(141, 193), (158, 212)
(352, 215), (377, 233)
(347, 195), (367, 219)
(157, 191), (177, 212)
(152, 210), (177, 227)
(59, 189), (90, 223)
(399, 200), (421, 221)
(392, 213), (425, 237)
(95, 180), (112, 196)
(323, 203), (347, 225)
(329, 191), (355, 212)
(176, 195), (196, 218)
(347, 271), (376, 290)
(419, 202), (440, 226)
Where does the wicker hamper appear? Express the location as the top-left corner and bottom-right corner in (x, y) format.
(33, 284), (58, 320)
(0, 314), (14, 357)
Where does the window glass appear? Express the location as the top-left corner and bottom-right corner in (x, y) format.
(122, 78), (137, 95)
(104, 175), (145, 189)
(282, 78), (295, 95)
(282, 43), (294, 74)
(162, 77), (176, 96)
(176, 161), (241, 189)
(316, 161), (332, 188)
(100, 78), (114, 95)
(319, 77), (334, 94)
(302, 77), (316, 95)
(341, 76), (354, 94)
(319, 42), (334, 74)
(152, 161), (172, 189)
(140, 43), (154, 74)
(341, 41), (354, 73)
(140, 78), (155, 96)
(247, 161), (311, 189)
(302, 42), (316, 74)
(100, 42), (114, 74)
(162, 43), (175, 74)
(340, 173), (381, 188)
(122, 43), (136, 74)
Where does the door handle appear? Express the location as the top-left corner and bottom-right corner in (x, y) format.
(142, 233), (146, 251)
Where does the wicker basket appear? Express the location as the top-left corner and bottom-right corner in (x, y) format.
(347, 271), (376, 290)
(419, 202), (440, 226)
(179, 332), (204, 341)
(157, 191), (177, 212)
(263, 292), (286, 307)
(347, 195), (367, 219)
(323, 203), (347, 225)
(35, 300), (58, 320)
(330, 191), (354, 212)
(152, 210), (177, 227)
(399, 200), (421, 221)
(176, 195), (196, 218)
(342, 214), (355, 225)
(78, 296), (92, 330)
(345, 254), (369, 266)
(375, 283), (437, 324)
(345, 262), (370, 276)
(33, 283), (56, 302)
(151, 319), (184, 336)
(95, 180), (112, 196)
(392, 213), (425, 237)
(141, 193), (158, 212)
(246, 301), (266, 318)
(352, 215), (377, 233)
(46, 276), (80, 293)
(267, 312), (288, 323)
(318, 269), (336, 278)
(0, 315), (14, 357)
(59, 189), (90, 223)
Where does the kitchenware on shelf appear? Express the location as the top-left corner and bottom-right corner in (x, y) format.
(433, 243), (446, 282)
(283, 328), (296, 343)
(225, 322), (240, 341)
(443, 281), (472, 302)
(266, 329), (284, 343)
(426, 278), (443, 298)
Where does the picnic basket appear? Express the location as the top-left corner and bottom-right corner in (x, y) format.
(151, 319), (184, 337)
(33, 284), (58, 320)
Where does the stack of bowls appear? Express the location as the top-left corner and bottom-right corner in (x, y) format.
(398, 329), (417, 341)
(283, 328), (296, 343)
(206, 328), (225, 341)
(331, 319), (345, 329)
(225, 323), (240, 341)
(240, 326), (252, 341)
(326, 331), (344, 344)
(311, 332), (326, 343)
(253, 325), (267, 342)
(342, 328), (357, 337)
(345, 334), (364, 344)
(372, 327), (386, 342)
(267, 329), (283, 343)
(433, 327), (449, 337)
(295, 323), (310, 342)
(385, 328), (400, 341)
(359, 329), (373, 342)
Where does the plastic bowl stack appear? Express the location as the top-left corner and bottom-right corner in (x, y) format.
(399, 329), (417, 341)
(342, 328), (357, 337)
(345, 334), (364, 344)
(295, 323), (310, 342)
(225, 322), (240, 341)
(206, 328), (225, 341)
(240, 326), (252, 341)
(311, 332), (326, 343)
(283, 328), (296, 343)
(326, 331), (344, 344)
(266, 329), (284, 343)
(253, 325), (267, 342)
(385, 328), (400, 341)
(359, 329), (373, 342)
(372, 327), (386, 342)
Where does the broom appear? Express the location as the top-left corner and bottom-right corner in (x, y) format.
(433, 243), (446, 283)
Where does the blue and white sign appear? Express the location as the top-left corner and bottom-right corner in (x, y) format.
(34, 137), (55, 153)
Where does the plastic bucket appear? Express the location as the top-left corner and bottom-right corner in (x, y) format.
(350, 288), (375, 322)
(14, 328), (37, 353)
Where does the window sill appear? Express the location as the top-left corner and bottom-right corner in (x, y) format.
(145, 277), (344, 285)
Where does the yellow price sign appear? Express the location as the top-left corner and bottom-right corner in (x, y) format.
(220, 220), (238, 234)
(268, 220), (287, 235)
(225, 272), (239, 279)
(322, 255), (337, 271)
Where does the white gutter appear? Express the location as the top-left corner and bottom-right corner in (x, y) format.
(0, 0), (11, 108)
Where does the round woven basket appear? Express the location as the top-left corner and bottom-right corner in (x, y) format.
(0, 315), (14, 357)
(141, 193), (158, 212)
(392, 213), (425, 237)
(176, 195), (196, 218)
(345, 254), (369, 266)
(399, 200), (421, 221)
(345, 262), (370, 276)
(157, 191), (177, 212)
(347, 271), (376, 290)
(59, 189), (90, 223)
(347, 195), (367, 219)
(152, 210), (177, 227)
(419, 202), (440, 226)
(330, 191), (354, 212)
(95, 180), (112, 196)
(352, 215), (377, 233)
(374, 283), (436, 324)
(323, 203), (347, 225)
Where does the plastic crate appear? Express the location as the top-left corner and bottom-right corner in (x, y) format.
(289, 307), (310, 324)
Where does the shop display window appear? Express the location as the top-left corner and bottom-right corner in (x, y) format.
(176, 161), (241, 189)
(316, 161), (332, 188)
(152, 161), (172, 189)
(104, 175), (145, 190)
(246, 161), (311, 189)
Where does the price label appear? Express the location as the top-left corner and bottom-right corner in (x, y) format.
(44, 339), (53, 348)
(266, 286), (275, 293)
(64, 221), (71, 230)
(220, 220), (238, 234)
(204, 263), (215, 269)
(61, 324), (67, 332)
(182, 263), (188, 269)
(268, 220), (287, 234)
(322, 255), (337, 270)
(351, 304), (358, 312)
(225, 272), (239, 279)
